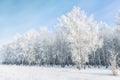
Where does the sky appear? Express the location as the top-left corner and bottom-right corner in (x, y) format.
(0, 0), (120, 45)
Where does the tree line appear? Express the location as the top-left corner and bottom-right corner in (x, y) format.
(0, 7), (120, 73)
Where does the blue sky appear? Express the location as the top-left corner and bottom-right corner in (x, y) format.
(0, 0), (120, 45)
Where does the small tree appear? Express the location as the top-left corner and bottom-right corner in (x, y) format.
(108, 31), (119, 76)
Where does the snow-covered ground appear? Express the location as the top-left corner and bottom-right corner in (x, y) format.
(0, 65), (120, 80)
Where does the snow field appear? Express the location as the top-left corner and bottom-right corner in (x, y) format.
(0, 65), (120, 80)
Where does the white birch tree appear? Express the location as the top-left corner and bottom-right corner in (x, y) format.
(57, 7), (102, 69)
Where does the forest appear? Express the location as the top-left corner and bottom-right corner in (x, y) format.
(0, 7), (120, 75)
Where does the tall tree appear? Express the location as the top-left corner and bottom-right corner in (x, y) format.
(57, 7), (102, 69)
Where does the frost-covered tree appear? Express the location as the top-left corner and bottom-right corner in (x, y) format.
(39, 27), (55, 65)
(99, 22), (111, 67)
(115, 12), (120, 67)
(88, 22), (110, 68)
(109, 12), (120, 76)
(1, 34), (26, 65)
(55, 26), (72, 67)
(107, 31), (119, 76)
(23, 29), (40, 65)
(57, 7), (102, 69)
